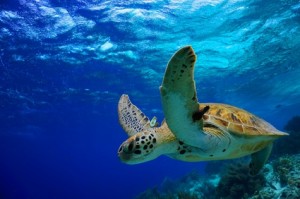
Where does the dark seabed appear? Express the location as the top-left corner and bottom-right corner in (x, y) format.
(0, 0), (300, 199)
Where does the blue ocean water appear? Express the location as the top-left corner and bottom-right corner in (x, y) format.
(0, 0), (300, 198)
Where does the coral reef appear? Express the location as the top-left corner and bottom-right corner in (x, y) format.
(250, 155), (300, 199)
(216, 162), (266, 199)
(136, 155), (300, 199)
(273, 115), (300, 156)
(135, 170), (216, 199)
(273, 156), (293, 185)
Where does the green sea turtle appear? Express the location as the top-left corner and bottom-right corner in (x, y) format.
(117, 46), (288, 175)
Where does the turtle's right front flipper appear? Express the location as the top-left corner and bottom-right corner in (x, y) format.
(160, 46), (206, 147)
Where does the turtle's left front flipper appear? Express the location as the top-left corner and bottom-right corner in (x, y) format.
(160, 46), (206, 147)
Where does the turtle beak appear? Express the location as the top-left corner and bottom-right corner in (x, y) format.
(118, 151), (131, 162)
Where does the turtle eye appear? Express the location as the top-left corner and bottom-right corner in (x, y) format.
(123, 140), (135, 153)
(128, 141), (134, 151)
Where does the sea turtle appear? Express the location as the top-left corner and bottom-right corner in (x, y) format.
(117, 46), (288, 175)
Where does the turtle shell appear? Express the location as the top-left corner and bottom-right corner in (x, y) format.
(200, 103), (287, 137)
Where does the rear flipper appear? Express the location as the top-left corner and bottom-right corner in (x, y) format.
(249, 143), (273, 176)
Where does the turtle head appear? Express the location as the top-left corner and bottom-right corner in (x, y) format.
(118, 129), (159, 164)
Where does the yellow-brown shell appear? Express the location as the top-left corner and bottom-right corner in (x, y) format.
(200, 103), (287, 137)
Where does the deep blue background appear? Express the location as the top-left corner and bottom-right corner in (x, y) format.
(1, 0), (300, 198)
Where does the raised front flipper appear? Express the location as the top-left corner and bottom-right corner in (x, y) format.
(118, 94), (152, 137)
(160, 46), (206, 147)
